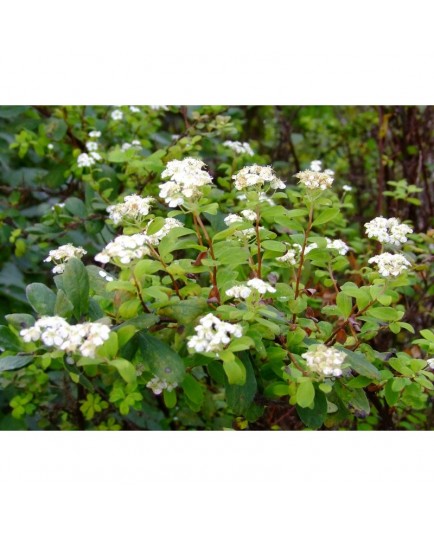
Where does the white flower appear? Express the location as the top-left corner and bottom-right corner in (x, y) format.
(325, 238), (349, 255)
(98, 270), (114, 282)
(294, 161), (335, 190)
(240, 209), (257, 222)
(107, 194), (154, 226)
(20, 317), (110, 358)
(364, 217), (413, 246)
(89, 130), (101, 138)
(77, 153), (96, 167)
(111, 109), (123, 121)
(276, 243), (317, 264)
(233, 165), (285, 191)
(86, 141), (98, 152)
(47, 143), (54, 150)
(343, 185), (353, 192)
(51, 202), (65, 211)
(90, 151), (102, 161)
(132, 139), (141, 146)
(129, 106), (140, 113)
(223, 140), (254, 156)
(95, 234), (150, 265)
(20, 325), (41, 342)
(225, 285), (252, 300)
(159, 157), (213, 207)
(188, 313), (243, 355)
(310, 160), (322, 172)
(247, 278), (276, 294)
(302, 344), (346, 377)
(427, 358), (434, 370)
(143, 217), (184, 246)
(44, 244), (87, 273)
(146, 376), (177, 395)
(150, 105), (168, 111)
(224, 214), (243, 225)
(368, 252), (411, 277)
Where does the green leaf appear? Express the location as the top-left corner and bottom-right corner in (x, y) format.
(261, 240), (287, 253)
(384, 378), (400, 406)
(348, 389), (370, 415)
(0, 326), (22, 352)
(137, 331), (185, 384)
(296, 389), (327, 429)
(65, 197), (87, 218)
(182, 375), (204, 407)
(296, 378), (315, 408)
(366, 307), (404, 322)
(163, 389), (177, 409)
(225, 354), (257, 414)
(0, 355), (33, 372)
(346, 376), (372, 389)
(336, 292), (352, 319)
(223, 357), (246, 385)
(26, 283), (56, 315)
(343, 349), (381, 380)
(388, 357), (414, 377)
(312, 208), (340, 227)
(109, 358), (137, 383)
(227, 336), (255, 353)
(62, 257), (89, 320)
(54, 289), (74, 317)
(5, 314), (35, 331)
(159, 298), (208, 325)
(420, 329), (434, 342)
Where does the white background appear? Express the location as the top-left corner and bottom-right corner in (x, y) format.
(1, 1), (433, 534)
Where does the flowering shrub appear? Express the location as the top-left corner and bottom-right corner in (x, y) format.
(0, 105), (432, 430)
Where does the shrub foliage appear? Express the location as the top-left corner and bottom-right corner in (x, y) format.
(0, 105), (432, 430)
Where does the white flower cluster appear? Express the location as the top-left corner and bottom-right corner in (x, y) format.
(224, 212), (263, 240)
(325, 238), (349, 255)
(187, 313), (243, 354)
(107, 194), (154, 226)
(233, 165), (285, 191)
(223, 140), (254, 156)
(159, 158), (213, 207)
(89, 130), (101, 138)
(129, 106), (140, 113)
(20, 316), (110, 358)
(368, 252), (411, 277)
(44, 244), (87, 274)
(143, 218), (184, 246)
(343, 185), (353, 192)
(86, 141), (98, 152)
(364, 217), (413, 246)
(225, 285), (252, 300)
(95, 234), (150, 265)
(77, 152), (101, 167)
(146, 376), (178, 395)
(150, 105), (169, 111)
(121, 140), (141, 152)
(301, 344), (346, 377)
(426, 358), (434, 370)
(247, 278), (276, 294)
(294, 161), (335, 190)
(276, 243), (317, 265)
(111, 109), (123, 120)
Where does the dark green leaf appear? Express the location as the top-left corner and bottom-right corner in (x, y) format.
(26, 283), (56, 315)
(62, 258), (89, 320)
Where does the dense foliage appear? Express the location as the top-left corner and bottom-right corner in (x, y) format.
(0, 105), (432, 430)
